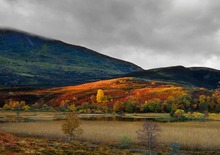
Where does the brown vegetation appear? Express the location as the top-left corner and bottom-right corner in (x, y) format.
(1, 119), (220, 151)
(0, 132), (133, 155)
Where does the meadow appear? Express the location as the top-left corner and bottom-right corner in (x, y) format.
(1, 112), (220, 152)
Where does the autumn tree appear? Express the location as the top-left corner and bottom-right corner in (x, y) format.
(136, 121), (160, 155)
(22, 105), (30, 111)
(210, 92), (220, 112)
(123, 97), (138, 113)
(8, 100), (20, 110)
(124, 102), (134, 113)
(3, 104), (10, 110)
(179, 95), (191, 110)
(68, 104), (76, 111)
(113, 101), (124, 113)
(127, 97), (139, 112)
(162, 96), (175, 112)
(96, 89), (105, 103)
(192, 98), (198, 111)
(7, 100), (27, 116)
(90, 95), (96, 104)
(140, 103), (149, 113)
(146, 98), (161, 112)
(198, 95), (208, 111)
(216, 99), (220, 112)
(59, 100), (71, 111)
(209, 99), (216, 111)
(173, 109), (185, 119)
(31, 102), (40, 110)
(62, 112), (83, 140)
(161, 101), (171, 113)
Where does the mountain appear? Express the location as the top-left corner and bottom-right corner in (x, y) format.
(126, 66), (220, 89)
(1, 28), (219, 90)
(0, 29), (142, 87)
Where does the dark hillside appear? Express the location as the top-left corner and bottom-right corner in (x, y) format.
(126, 66), (220, 89)
(0, 29), (142, 87)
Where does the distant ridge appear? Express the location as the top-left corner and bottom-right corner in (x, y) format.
(0, 28), (143, 87)
(126, 65), (220, 89)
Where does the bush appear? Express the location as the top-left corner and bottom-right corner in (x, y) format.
(62, 112), (83, 140)
(185, 112), (206, 121)
(173, 109), (185, 119)
(171, 109), (207, 121)
(170, 142), (181, 154)
(119, 135), (133, 149)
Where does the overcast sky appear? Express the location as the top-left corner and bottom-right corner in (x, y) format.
(0, 0), (220, 70)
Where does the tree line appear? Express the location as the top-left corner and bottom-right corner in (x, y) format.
(1, 89), (220, 114)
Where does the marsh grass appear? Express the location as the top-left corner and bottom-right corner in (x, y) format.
(1, 120), (220, 151)
(159, 122), (220, 150)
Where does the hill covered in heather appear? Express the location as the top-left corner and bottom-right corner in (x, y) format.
(0, 29), (142, 87)
(2, 77), (219, 113)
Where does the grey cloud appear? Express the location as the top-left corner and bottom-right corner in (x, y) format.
(0, 0), (220, 69)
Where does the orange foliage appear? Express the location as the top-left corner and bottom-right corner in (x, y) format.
(0, 77), (187, 110)
(151, 81), (156, 85)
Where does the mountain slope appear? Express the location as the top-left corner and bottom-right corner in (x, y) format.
(126, 66), (220, 89)
(0, 29), (143, 87)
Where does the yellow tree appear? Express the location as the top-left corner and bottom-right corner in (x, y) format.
(198, 95), (208, 111)
(3, 104), (10, 110)
(96, 89), (104, 103)
(62, 112), (83, 140)
(68, 104), (76, 111)
(22, 105), (30, 111)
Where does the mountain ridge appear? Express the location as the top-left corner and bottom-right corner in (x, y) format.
(0, 28), (143, 65)
(126, 65), (220, 89)
(0, 28), (143, 87)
